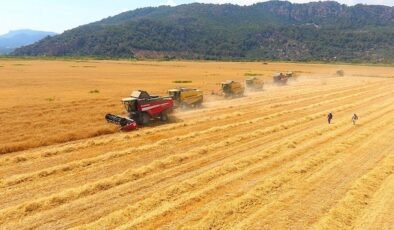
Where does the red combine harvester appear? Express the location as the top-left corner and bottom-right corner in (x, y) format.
(105, 90), (174, 131)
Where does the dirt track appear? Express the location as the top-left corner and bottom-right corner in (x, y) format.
(0, 60), (393, 229)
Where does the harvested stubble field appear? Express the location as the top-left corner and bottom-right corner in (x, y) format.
(0, 59), (393, 229)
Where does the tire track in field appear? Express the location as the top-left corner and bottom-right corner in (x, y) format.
(1, 82), (381, 189)
(132, 90), (394, 228)
(353, 174), (394, 229)
(0, 79), (391, 229)
(73, 96), (394, 229)
(179, 106), (394, 230)
(315, 150), (394, 229)
(235, 121), (394, 229)
(2, 81), (384, 176)
(2, 78), (378, 159)
(157, 104), (394, 230)
(0, 98), (367, 224)
(50, 92), (392, 227)
(0, 78), (373, 168)
(0, 85), (389, 214)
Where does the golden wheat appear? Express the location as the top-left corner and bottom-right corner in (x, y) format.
(0, 59), (393, 229)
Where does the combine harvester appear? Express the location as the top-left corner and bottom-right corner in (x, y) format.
(106, 90), (174, 131)
(168, 87), (203, 108)
(273, 72), (291, 85)
(245, 77), (264, 91)
(221, 80), (245, 98)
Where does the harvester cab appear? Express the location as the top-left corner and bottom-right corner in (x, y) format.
(168, 87), (203, 108)
(122, 90), (155, 113)
(122, 98), (137, 113)
(221, 80), (245, 98)
(245, 77), (264, 91)
(168, 89), (181, 101)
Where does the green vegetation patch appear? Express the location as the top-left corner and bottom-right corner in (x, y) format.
(10, 2), (394, 63)
(89, 89), (100, 94)
(45, 97), (56, 102)
(173, 80), (192, 83)
(244, 73), (263, 76)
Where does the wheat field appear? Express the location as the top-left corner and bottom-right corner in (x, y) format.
(0, 59), (393, 229)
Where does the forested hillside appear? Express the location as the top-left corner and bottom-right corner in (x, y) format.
(13, 1), (394, 62)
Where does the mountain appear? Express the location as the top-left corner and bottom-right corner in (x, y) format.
(0, 29), (57, 54)
(13, 1), (394, 62)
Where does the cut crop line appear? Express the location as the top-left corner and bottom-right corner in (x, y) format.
(0, 80), (378, 164)
(77, 100), (394, 229)
(233, 124), (394, 229)
(314, 150), (394, 229)
(2, 95), (391, 225)
(186, 109), (394, 230)
(1, 86), (389, 190)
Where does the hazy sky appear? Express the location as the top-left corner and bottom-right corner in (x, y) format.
(1, 0), (393, 35)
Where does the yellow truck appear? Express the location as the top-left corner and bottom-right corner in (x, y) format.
(168, 87), (203, 108)
(221, 80), (245, 98)
(245, 77), (264, 91)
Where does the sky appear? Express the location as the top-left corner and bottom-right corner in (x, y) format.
(0, 0), (393, 35)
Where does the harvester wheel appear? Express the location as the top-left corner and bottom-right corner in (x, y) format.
(196, 101), (203, 108)
(140, 113), (150, 125)
(160, 111), (169, 122)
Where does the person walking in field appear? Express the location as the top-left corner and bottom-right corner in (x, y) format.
(352, 113), (359, 125)
(327, 112), (333, 124)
